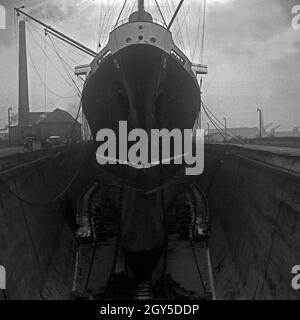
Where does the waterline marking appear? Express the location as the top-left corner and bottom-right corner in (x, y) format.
(95, 121), (204, 176)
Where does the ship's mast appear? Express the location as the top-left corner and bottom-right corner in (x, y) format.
(138, 0), (145, 12)
(15, 7), (96, 57)
(167, 0), (185, 30)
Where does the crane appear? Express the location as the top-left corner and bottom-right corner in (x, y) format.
(293, 126), (300, 132)
(271, 125), (281, 132)
(268, 125), (281, 137)
(262, 123), (273, 136)
(263, 123), (273, 132)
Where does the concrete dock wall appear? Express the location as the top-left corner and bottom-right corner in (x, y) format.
(0, 148), (92, 300)
(1, 144), (299, 300)
(200, 144), (300, 300)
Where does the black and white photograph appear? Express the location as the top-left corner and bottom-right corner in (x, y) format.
(0, 0), (300, 305)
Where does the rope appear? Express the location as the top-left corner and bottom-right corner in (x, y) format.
(114, 0), (128, 28)
(27, 49), (76, 99)
(52, 0), (93, 25)
(180, 0), (193, 59)
(202, 102), (242, 141)
(47, 38), (85, 66)
(0, 149), (87, 207)
(44, 35), (47, 111)
(48, 36), (82, 97)
(27, 24), (80, 94)
(192, 0), (204, 61)
(100, 0), (119, 46)
(202, 104), (227, 141)
(47, 37), (84, 88)
(165, 0), (186, 51)
(25, 0), (51, 9)
(97, 0), (110, 47)
(126, 0), (136, 18)
(154, 0), (167, 26)
(200, 0), (207, 63)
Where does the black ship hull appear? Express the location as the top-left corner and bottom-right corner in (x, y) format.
(82, 44), (200, 189)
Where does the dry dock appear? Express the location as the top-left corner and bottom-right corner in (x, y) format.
(0, 143), (299, 300)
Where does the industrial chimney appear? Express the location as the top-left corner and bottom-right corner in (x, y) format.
(18, 20), (29, 126)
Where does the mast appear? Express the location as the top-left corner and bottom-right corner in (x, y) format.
(19, 20), (30, 126)
(167, 0), (185, 30)
(15, 7), (97, 57)
(129, 0), (152, 22)
(138, 0), (145, 12)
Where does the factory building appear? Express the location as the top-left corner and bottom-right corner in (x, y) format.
(10, 108), (81, 143)
(9, 20), (81, 144)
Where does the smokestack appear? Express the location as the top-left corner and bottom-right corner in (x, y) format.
(18, 20), (29, 126)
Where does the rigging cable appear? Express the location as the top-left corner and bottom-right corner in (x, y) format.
(39, 22), (92, 61)
(27, 48), (76, 99)
(27, 24), (84, 139)
(49, 39), (85, 66)
(53, 0), (93, 25)
(97, 0), (111, 47)
(100, 0), (115, 44)
(100, 0), (119, 46)
(154, 0), (167, 27)
(124, 0), (136, 20)
(48, 36), (82, 97)
(44, 33), (47, 111)
(24, 0), (51, 9)
(47, 35), (85, 81)
(200, 0), (207, 63)
(114, 0), (128, 28)
(192, 0), (204, 61)
(29, 23), (90, 78)
(165, 0), (186, 51)
(202, 102), (226, 129)
(179, 0), (193, 59)
(203, 102), (241, 140)
(168, 0), (186, 50)
(27, 23), (81, 95)
(202, 103), (227, 141)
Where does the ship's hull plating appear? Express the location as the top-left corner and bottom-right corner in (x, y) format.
(83, 44), (200, 189)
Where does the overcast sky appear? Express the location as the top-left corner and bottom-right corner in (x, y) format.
(0, 0), (299, 130)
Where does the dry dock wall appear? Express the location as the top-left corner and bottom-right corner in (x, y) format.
(200, 144), (300, 300)
(1, 144), (299, 300)
(0, 148), (93, 300)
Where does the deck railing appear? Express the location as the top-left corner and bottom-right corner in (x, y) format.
(111, 18), (166, 31)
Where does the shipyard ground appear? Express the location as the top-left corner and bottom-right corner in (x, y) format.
(0, 143), (299, 300)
